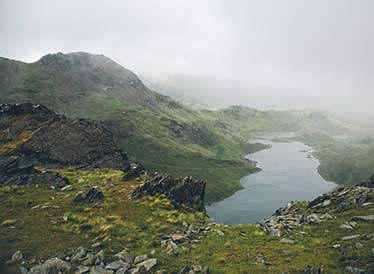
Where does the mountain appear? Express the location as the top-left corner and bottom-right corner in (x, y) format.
(0, 52), (262, 203)
(1, 103), (373, 273)
(0, 52), (371, 202)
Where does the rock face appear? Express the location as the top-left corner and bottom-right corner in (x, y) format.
(0, 103), (130, 186)
(130, 174), (206, 212)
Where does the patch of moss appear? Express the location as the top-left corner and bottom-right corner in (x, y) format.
(0, 131), (33, 153)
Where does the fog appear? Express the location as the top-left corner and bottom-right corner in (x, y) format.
(1, 0), (373, 124)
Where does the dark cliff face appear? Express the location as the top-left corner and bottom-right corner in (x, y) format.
(0, 103), (130, 186)
(130, 174), (206, 212)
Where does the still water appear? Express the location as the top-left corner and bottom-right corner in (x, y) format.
(206, 133), (336, 224)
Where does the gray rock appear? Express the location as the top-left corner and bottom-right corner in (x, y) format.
(214, 229), (225, 236)
(7, 250), (23, 264)
(93, 250), (105, 265)
(83, 253), (95, 266)
(351, 215), (374, 223)
(128, 266), (147, 274)
(72, 247), (87, 261)
(345, 266), (365, 274)
(115, 268), (128, 274)
(90, 266), (113, 274)
(106, 260), (129, 271)
(61, 184), (73, 191)
(30, 258), (71, 274)
(136, 258), (157, 271)
(320, 213), (333, 219)
(115, 250), (135, 264)
(75, 265), (90, 274)
(193, 265), (203, 272)
(339, 224), (354, 230)
(341, 234), (361, 241)
(321, 199), (331, 207)
(279, 238), (296, 244)
(134, 254), (148, 264)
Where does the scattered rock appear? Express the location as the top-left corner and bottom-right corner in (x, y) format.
(61, 184), (73, 191)
(115, 250), (135, 264)
(75, 265), (90, 274)
(340, 223), (354, 230)
(342, 234), (361, 241)
(136, 258), (157, 271)
(72, 246), (87, 261)
(280, 238), (296, 244)
(30, 257), (71, 274)
(134, 254), (148, 264)
(214, 229), (225, 236)
(73, 188), (104, 203)
(351, 215), (374, 223)
(6, 250), (23, 264)
(345, 266), (365, 274)
(90, 265), (113, 274)
(105, 260), (129, 271)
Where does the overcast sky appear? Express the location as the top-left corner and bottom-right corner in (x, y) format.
(0, 0), (373, 122)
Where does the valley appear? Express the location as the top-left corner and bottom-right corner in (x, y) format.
(0, 52), (373, 274)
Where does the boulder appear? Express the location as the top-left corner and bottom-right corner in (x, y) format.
(351, 215), (374, 223)
(106, 260), (129, 271)
(90, 266), (113, 274)
(6, 250), (23, 264)
(136, 258), (157, 271)
(130, 174), (206, 212)
(30, 258), (71, 274)
(73, 188), (104, 203)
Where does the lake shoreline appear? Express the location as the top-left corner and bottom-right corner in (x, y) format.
(207, 132), (336, 225)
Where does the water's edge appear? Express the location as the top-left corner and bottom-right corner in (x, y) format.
(206, 132), (336, 225)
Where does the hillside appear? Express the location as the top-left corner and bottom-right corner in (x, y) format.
(0, 104), (373, 273)
(0, 53), (262, 203)
(0, 52), (371, 202)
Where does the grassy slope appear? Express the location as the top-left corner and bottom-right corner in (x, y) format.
(1, 54), (373, 203)
(1, 169), (373, 273)
(0, 56), (265, 203)
(203, 106), (374, 188)
(297, 131), (374, 186)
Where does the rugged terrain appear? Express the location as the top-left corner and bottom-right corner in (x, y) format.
(1, 103), (374, 274)
(1, 52), (372, 203)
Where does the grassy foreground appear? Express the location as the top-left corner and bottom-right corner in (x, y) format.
(1, 168), (373, 273)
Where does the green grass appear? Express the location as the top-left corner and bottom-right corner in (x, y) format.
(1, 168), (372, 273)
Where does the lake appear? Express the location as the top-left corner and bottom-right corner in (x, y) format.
(206, 132), (336, 224)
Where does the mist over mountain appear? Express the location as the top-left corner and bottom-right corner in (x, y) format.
(144, 73), (374, 127)
(2, 0), (373, 126)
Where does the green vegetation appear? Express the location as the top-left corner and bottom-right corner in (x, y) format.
(298, 131), (374, 186)
(0, 53), (372, 204)
(0, 131), (33, 153)
(1, 169), (372, 273)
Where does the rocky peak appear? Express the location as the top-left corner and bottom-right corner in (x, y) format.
(130, 174), (206, 212)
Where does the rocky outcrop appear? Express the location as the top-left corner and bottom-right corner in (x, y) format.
(258, 175), (374, 237)
(0, 103), (130, 186)
(130, 174), (206, 212)
(73, 188), (105, 203)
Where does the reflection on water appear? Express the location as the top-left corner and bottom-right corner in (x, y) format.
(206, 132), (336, 224)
